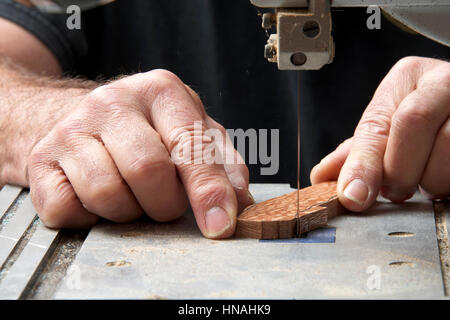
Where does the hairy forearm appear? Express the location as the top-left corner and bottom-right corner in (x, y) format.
(0, 56), (99, 187)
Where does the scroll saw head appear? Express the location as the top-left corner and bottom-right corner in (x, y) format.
(251, 0), (450, 70)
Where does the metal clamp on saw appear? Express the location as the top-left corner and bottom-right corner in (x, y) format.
(251, 0), (450, 70)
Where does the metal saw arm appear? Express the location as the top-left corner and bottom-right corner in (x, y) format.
(251, 0), (450, 70)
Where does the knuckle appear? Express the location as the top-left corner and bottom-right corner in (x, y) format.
(124, 156), (173, 182)
(434, 67), (450, 91)
(34, 184), (78, 229)
(28, 147), (48, 170)
(393, 102), (435, 130)
(346, 157), (380, 176)
(143, 69), (180, 97)
(187, 86), (202, 103)
(337, 138), (353, 151)
(167, 123), (203, 155)
(83, 177), (126, 213)
(240, 164), (250, 182)
(86, 89), (138, 126)
(356, 111), (391, 138)
(394, 56), (423, 73)
(85, 86), (112, 109)
(186, 87), (206, 115)
(226, 164), (249, 190)
(53, 119), (89, 147)
(27, 145), (57, 179)
(59, 118), (85, 136)
(85, 85), (136, 116)
(102, 104), (134, 124)
(133, 71), (183, 114)
(86, 85), (122, 108)
(149, 69), (180, 82)
(214, 123), (227, 135)
(191, 179), (229, 209)
(151, 78), (177, 99)
(336, 141), (347, 152)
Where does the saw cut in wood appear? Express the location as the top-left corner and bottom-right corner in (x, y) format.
(236, 181), (345, 239)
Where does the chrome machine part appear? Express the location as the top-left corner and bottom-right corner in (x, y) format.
(29, 0), (116, 13)
(253, 0), (450, 70)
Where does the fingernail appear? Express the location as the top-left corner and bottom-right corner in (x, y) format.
(205, 207), (232, 236)
(343, 179), (369, 206)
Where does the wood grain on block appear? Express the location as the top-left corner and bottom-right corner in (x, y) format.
(236, 181), (344, 239)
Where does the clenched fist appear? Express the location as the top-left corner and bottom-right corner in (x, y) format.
(24, 70), (253, 238)
(312, 57), (450, 211)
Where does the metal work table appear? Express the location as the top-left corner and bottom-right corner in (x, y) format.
(0, 184), (448, 299)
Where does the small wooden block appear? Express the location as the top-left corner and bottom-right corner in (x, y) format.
(236, 181), (345, 239)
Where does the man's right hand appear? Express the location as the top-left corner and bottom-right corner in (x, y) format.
(25, 70), (253, 238)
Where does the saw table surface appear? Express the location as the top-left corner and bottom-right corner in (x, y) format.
(0, 184), (448, 299)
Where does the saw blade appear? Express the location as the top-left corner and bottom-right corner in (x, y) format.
(296, 71), (301, 237)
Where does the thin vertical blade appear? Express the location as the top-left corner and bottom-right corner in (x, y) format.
(296, 71), (301, 237)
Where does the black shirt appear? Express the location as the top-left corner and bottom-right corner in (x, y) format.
(0, 0), (448, 187)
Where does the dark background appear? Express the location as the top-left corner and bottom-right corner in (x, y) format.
(5, 0), (448, 187)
